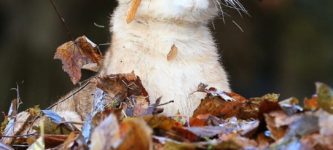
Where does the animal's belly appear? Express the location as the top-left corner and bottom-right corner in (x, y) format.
(106, 52), (207, 115)
(104, 50), (229, 116)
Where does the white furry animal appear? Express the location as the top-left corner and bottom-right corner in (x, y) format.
(102, 0), (245, 116)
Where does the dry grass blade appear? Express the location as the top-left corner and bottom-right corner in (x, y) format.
(126, 0), (141, 24)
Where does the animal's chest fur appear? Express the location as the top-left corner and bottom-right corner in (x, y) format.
(102, 10), (230, 115)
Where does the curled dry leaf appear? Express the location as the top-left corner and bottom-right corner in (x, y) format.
(167, 44), (178, 61)
(126, 0), (141, 24)
(54, 36), (102, 84)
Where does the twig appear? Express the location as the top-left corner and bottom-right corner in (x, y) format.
(60, 121), (84, 125)
(0, 133), (38, 138)
(49, 0), (74, 41)
(158, 100), (175, 107)
(46, 80), (91, 110)
(98, 43), (111, 46)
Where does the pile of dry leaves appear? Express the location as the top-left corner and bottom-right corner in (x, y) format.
(1, 36), (333, 150)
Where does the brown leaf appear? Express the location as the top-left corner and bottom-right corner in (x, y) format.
(131, 96), (150, 116)
(126, 0), (141, 24)
(95, 73), (152, 117)
(217, 133), (258, 149)
(95, 73), (148, 101)
(59, 132), (80, 149)
(162, 142), (197, 150)
(54, 36), (102, 84)
(118, 118), (153, 150)
(92, 106), (123, 126)
(304, 96), (318, 111)
(91, 114), (153, 150)
(264, 111), (288, 140)
(90, 114), (122, 150)
(143, 115), (199, 142)
(75, 36), (102, 65)
(189, 116), (207, 127)
(301, 134), (333, 150)
(143, 115), (179, 131)
(167, 44), (178, 61)
(256, 133), (273, 149)
(44, 134), (69, 148)
(193, 92), (246, 119)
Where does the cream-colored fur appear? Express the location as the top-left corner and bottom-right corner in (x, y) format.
(102, 0), (242, 116)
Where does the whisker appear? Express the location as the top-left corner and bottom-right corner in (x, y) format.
(232, 20), (244, 32)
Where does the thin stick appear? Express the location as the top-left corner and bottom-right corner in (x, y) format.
(158, 100), (174, 106)
(0, 133), (38, 138)
(49, 0), (74, 41)
(46, 81), (91, 110)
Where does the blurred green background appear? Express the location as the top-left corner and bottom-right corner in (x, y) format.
(0, 0), (332, 114)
